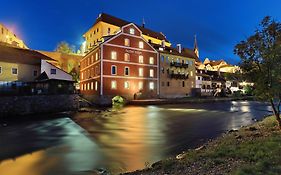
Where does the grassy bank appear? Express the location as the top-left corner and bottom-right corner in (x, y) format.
(124, 116), (281, 175)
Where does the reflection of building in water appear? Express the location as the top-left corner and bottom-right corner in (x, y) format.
(0, 23), (28, 49)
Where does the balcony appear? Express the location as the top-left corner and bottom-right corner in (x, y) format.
(170, 62), (189, 68)
(169, 73), (189, 79)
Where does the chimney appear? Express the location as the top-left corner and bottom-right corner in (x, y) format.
(177, 44), (182, 53)
(161, 40), (165, 48)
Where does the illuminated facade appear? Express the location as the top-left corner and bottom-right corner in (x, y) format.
(80, 23), (158, 104)
(153, 44), (197, 98)
(0, 23), (28, 49)
(83, 13), (171, 54)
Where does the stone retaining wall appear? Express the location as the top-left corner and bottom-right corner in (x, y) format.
(0, 94), (79, 117)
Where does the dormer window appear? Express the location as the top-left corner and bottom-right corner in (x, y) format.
(129, 28), (135, 35)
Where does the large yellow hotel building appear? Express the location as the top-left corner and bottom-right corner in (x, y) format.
(82, 13), (171, 53)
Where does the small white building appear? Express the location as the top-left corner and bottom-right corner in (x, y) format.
(41, 60), (73, 81)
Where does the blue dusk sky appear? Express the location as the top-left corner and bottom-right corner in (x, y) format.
(1, 0), (281, 64)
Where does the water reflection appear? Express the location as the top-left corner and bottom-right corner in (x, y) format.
(0, 101), (272, 175)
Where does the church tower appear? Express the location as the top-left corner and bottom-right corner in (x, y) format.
(194, 35), (199, 58)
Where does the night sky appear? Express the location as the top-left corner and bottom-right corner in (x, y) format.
(1, 0), (281, 64)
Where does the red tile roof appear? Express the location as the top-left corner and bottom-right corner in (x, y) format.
(0, 44), (55, 65)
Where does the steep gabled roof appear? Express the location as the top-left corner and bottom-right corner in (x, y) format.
(0, 44), (55, 65)
(90, 13), (170, 42)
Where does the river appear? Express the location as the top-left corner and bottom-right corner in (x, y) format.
(0, 101), (272, 175)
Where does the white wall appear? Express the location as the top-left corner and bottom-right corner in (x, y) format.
(41, 60), (73, 81)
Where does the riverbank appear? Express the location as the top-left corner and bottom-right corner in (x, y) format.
(127, 96), (254, 106)
(124, 115), (281, 175)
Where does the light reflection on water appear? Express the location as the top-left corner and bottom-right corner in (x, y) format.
(0, 101), (272, 175)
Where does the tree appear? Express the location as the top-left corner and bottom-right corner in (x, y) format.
(234, 16), (281, 129)
(55, 41), (75, 54)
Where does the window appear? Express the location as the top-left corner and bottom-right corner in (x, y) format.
(124, 53), (130, 61)
(166, 56), (169, 63)
(97, 28), (99, 33)
(107, 28), (111, 35)
(111, 65), (117, 75)
(190, 71), (193, 77)
(95, 81), (98, 90)
(129, 28), (135, 35)
(149, 82), (154, 90)
(111, 51), (117, 60)
(124, 81), (130, 89)
(33, 70), (38, 76)
(198, 77), (201, 80)
(124, 67), (129, 76)
(124, 38), (130, 46)
(161, 56), (164, 62)
(139, 68), (143, 77)
(11, 68), (18, 75)
(177, 58), (180, 63)
(149, 69), (154, 77)
(0, 66), (2, 74)
(91, 55), (94, 63)
(139, 41), (144, 49)
(190, 60), (193, 66)
(149, 57), (154, 64)
(182, 81), (185, 87)
(138, 82), (143, 90)
(87, 83), (90, 90)
(81, 72), (84, 80)
(91, 82), (94, 90)
(95, 52), (98, 61)
(111, 80), (117, 89)
(81, 84), (84, 91)
(167, 82), (170, 87)
(139, 55), (144, 63)
(95, 66), (99, 75)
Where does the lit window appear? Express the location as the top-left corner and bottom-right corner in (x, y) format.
(139, 41), (144, 49)
(149, 57), (154, 64)
(12, 68), (18, 75)
(190, 71), (193, 76)
(111, 65), (117, 75)
(91, 82), (94, 90)
(124, 67), (129, 76)
(124, 81), (130, 89)
(139, 68), (143, 77)
(95, 52), (98, 61)
(33, 70), (38, 76)
(139, 55), (144, 63)
(91, 55), (94, 63)
(190, 60), (193, 65)
(129, 28), (135, 35)
(149, 82), (154, 90)
(50, 68), (56, 75)
(81, 72), (84, 80)
(124, 38), (130, 46)
(138, 81), (143, 90)
(87, 83), (90, 90)
(111, 51), (117, 60)
(95, 81), (98, 90)
(124, 53), (130, 61)
(149, 69), (154, 77)
(111, 80), (117, 89)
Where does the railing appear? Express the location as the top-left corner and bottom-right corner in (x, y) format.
(169, 73), (189, 79)
(170, 62), (189, 68)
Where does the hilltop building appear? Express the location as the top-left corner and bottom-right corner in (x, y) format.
(0, 23), (28, 49)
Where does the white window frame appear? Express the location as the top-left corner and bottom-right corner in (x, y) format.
(11, 68), (18, 75)
(138, 81), (143, 90)
(124, 66), (130, 76)
(139, 41), (144, 49)
(149, 82), (154, 90)
(149, 69), (154, 78)
(95, 81), (98, 90)
(111, 65), (117, 75)
(139, 55), (144, 63)
(91, 82), (94, 90)
(139, 68), (144, 77)
(149, 57), (154, 64)
(111, 51), (117, 60)
(124, 53), (130, 62)
(129, 28), (135, 35)
(124, 81), (130, 89)
(111, 80), (117, 89)
(124, 38), (130, 46)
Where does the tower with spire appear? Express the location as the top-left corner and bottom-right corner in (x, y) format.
(194, 35), (199, 58)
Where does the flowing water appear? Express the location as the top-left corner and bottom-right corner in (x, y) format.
(0, 101), (272, 175)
